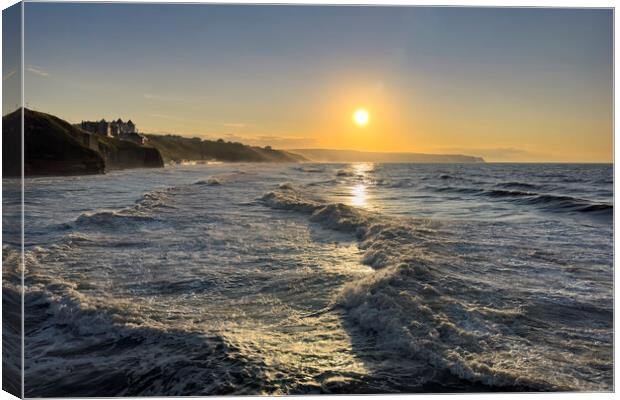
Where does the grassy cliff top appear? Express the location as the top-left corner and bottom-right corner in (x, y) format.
(144, 134), (306, 163)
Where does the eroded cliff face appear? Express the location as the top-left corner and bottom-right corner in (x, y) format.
(97, 138), (164, 170)
(2, 109), (163, 177)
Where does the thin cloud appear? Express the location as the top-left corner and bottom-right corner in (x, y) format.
(3, 70), (16, 81)
(143, 93), (189, 102)
(221, 122), (246, 128)
(26, 65), (49, 77)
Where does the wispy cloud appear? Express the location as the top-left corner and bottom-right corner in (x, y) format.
(26, 65), (49, 77)
(221, 122), (246, 128)
(3, 70), (16, 81)
(143, 93), (189, 102)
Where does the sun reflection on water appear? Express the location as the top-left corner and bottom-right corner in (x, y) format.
(351, 184), (367, 207)
(348, 163), (374, 208)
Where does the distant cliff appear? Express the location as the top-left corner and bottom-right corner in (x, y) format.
(288, 149), (485, 163)
(145, 134), (306, 163)
(2, 109), (164, 177)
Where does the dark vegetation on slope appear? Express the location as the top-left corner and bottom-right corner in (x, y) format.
(145, 134), (306, 163)
(97, 135), (164, 170)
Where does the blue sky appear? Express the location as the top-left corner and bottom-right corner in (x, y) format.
(3, 2), (21, 114)
(6, 4), (613, 161)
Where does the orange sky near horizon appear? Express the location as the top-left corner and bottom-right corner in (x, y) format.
(12, 4), (613, 163)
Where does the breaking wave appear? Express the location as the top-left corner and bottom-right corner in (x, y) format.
(194, 177), (223, 186)
(293, 166), (325, 173)
(19, 245), (270, 397)
(2, 246), (22, 395)
(193, 171), (251, 186)
(260, 184), (612, 391)
(485, 190), (612, 215)
(73, 189), (174, 228)
(12, 163), (612, 395)
(75, 210), (155, 226)
(429, 186), (612, 216)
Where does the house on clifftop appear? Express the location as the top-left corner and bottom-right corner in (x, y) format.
(78, 118), (146, 145)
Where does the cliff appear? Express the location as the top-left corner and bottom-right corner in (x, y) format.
(288, 149), (485, 163)
(97, 135), (164, 170)
(145, 134), (306, 163)
(2, 109), (164, 177)
(3, 108), (105, 176)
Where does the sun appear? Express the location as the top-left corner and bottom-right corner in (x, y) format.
(353, 109), (369, 126)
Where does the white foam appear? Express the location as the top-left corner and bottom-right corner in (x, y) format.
(260, 184), (610, 391)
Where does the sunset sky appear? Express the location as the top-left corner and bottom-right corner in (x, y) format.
(5, 4), (613, 162)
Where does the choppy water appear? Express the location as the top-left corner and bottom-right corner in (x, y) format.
(2, 163), (613, 395)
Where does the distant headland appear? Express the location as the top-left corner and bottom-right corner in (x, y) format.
(289, 148), (485, 163)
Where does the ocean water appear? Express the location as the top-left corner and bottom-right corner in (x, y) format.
(2, 162), (613, 395)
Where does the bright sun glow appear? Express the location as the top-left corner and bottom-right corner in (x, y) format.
(353, 109), (369, 126)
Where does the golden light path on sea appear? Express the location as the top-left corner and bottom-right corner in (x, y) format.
(349, 163), (374, 208)
(351, 184), (367, 207)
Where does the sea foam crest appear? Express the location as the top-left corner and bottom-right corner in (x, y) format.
(431, 185), (612, 216)
(194, 177), (223, 186)
(74, 189), (173, 227)
(193, 171), (252, 186)
(75, 209), (155, 226)
(19, 245), (264, 397)
(260, 184), (605, 391)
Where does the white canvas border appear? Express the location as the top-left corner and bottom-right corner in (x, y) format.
(0, 1), (615, 399)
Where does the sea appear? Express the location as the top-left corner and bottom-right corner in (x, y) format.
(2, 162), (614, 396)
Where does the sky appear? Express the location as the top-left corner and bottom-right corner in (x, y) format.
(5, 4), (613, 162)
(3, 3), (21, 116)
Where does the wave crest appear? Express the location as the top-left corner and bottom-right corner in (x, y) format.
(21, 247), (270, 397)
(75, 209), (155, 226)
(194, 177), (223, 186)
(260, 185), (608, 391)
(432, 186), (612, 216)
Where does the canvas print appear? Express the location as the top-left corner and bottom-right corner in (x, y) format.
(2, 2), (614, 397)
